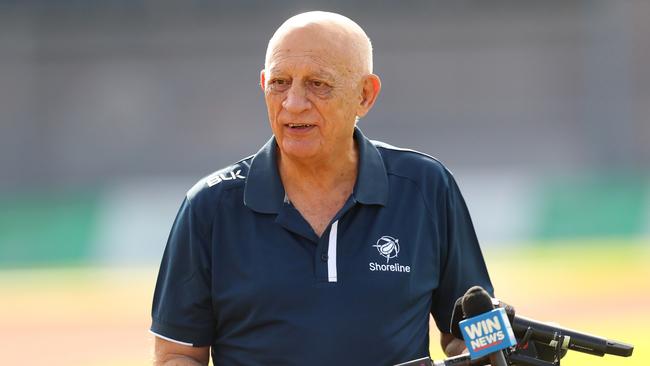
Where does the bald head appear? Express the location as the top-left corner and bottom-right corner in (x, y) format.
(260, 12), (382, 162)
(265, 11), (373, 77)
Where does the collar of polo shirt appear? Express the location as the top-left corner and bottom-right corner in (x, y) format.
(244, 126), (389, 213)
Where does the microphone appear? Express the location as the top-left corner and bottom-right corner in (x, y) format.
(460, 286), (513, 366)
(449, 288), (634, 359)
(511, 315), (634, 357)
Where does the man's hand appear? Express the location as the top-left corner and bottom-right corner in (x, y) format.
(154, 336), (210, 366)
(440, 332), (467, 357)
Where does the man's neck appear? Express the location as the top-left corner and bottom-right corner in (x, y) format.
(277, 141), (359, 195)
(277, 141), (359, 237)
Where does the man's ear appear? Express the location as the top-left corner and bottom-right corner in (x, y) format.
(260, 69), (266, 91)
(357, 74), (381, 118)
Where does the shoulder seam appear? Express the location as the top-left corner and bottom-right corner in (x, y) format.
(373, 141), (446, 166)
(373, 142), (456, 177)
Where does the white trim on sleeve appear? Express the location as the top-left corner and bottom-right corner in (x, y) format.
(149, 329), (194, 347)
(327, 220), (339, 282)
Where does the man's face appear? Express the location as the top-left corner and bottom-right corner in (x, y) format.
(262, 26), (363, 162)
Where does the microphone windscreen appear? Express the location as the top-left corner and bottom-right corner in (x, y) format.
(461, 286), (494, 317)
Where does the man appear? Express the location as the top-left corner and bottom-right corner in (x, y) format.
(151, 11), (493, 366)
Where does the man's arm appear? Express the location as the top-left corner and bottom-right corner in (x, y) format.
(154, 337), (210, 366)
(440, 332), (467, 357)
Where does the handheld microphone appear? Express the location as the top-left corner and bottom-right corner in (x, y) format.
(449, 289), (634, 359)
(460, 286), (515, 366)
(511, 315), (633, 357)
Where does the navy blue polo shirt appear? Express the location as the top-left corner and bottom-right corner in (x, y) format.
(151, 127), (493, 366)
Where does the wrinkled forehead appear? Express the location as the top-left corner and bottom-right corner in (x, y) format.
(266, 23), (363, 78)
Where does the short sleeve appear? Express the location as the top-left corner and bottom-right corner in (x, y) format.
(151, 197), (215, 346)
(430, 172), (494, 334)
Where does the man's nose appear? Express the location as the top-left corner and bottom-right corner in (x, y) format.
(282, 84), (311, 114)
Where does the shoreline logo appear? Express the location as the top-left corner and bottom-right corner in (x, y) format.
(369, 235), (410, 273)
(373, 236), (400, 262)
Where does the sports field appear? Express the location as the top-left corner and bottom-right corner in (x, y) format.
(1, 240), (647, 365)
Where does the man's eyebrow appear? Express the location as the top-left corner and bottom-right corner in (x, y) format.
(267, 67), (285, 76)
(266, 68), (336, 81)
(312, 71), (335, 81)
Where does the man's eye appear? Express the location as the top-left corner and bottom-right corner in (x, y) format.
(309, 80), (331, 94)
(269, 79), (290, 90)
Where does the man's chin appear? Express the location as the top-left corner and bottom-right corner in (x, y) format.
(278, 141), (322, 161)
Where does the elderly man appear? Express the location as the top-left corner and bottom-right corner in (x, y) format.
(151, 11), (493, 366)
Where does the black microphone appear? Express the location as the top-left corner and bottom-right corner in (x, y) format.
(511, 315), (634, 357)
(461, 286), (509, 366)
(450, 291), (634, 359)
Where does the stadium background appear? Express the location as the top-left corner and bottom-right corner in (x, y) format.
(0, 1), (648, 365)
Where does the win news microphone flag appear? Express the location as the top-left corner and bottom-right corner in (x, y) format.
(459, 286), (516, 361)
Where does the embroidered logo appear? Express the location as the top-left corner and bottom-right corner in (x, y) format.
(373, 235), (400, 263)
(369, 235), (410, 273)
(207, 169), (246, 187)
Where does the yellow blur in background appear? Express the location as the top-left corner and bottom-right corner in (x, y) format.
(1, 240), (647, 365)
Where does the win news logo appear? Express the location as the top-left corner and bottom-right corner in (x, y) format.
(459, 308), (517, 359)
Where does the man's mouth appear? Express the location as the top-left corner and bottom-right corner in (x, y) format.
(287, 123), (314, 129)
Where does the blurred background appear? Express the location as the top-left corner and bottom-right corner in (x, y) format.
(0, 1), (648, 365)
